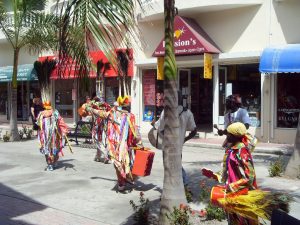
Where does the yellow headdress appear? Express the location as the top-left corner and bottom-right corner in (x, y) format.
(43, 101), (52, 110)
(117, 95), (131, 107)
(226, 122), (247, 137)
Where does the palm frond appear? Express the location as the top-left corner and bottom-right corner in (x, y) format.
(57, 0), (141, 79)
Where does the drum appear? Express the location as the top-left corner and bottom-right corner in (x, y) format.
(147, 127), (163, 149)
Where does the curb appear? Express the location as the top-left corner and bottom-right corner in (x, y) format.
(141, 138), (293, 156)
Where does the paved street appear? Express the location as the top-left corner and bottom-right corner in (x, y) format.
(0, 139), (300, 225)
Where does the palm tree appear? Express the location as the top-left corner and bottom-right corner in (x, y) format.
(0, 0), (57, 141)
(159, 0), (186, 224)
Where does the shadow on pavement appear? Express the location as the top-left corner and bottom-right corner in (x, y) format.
(0, 183), (47, 225)
(90, 176), (117, 182)
(56, 159), (76, 171)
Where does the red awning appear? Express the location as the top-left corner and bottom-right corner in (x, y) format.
(153, 16), (221, 57)
(38, 49), (133, 79)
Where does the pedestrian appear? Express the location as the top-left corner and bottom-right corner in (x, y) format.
(219, 94), (251, 133)
(152, 91), (197, 190)
(30, 97), (44, 135)
(36, 101), (69, 171)
(217, 94), (252, 149)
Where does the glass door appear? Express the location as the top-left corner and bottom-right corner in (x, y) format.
(178, 69), (191, 109)
(218, 67), (227, 124)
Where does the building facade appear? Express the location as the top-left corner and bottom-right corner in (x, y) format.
(130, 0), (300, 144)
(1, 0), (300, 144)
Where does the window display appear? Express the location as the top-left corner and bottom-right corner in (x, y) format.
(277, 74), (300, 128)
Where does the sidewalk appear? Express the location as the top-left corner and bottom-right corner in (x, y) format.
(0, 120), (294, 156)
(141, 134), (294, 156)
(0, 139), (299, 224)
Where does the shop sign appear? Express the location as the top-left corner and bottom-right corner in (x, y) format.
(0, 64), (37, 82)
(152, 16), (220, 57)
(204, 53), (212, 79)
(277, 108), (300, 128)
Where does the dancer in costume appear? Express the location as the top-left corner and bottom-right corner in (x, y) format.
(37, 101), (69, 171)
(202, 122), (290, 224)
(91, 97), (111, 163)
(83, 95), (142, 192)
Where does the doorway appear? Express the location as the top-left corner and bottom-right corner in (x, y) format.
(178, 69), (191, 109)
(178, 67), (213, 132)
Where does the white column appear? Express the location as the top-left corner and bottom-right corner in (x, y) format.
(260, 73), (265, 138)
(212, 61), (219, 134)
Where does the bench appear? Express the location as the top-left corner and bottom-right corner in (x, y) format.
(67, 120), (93, 145)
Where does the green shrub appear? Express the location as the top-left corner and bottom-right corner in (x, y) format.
(3, 131), (10, 142)
(269, 157), (284, 177)
(166, 204), (192, 225)
(129, 192), (150, 225)
(199, 180), (210, 203)
(185, 186), (193, 203)
(205, 203), (226, 221)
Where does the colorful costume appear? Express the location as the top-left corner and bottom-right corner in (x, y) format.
(83, 96), (143, 191)
(91, 101), (111, 162)
(203, 122), (290, 224)
(37, 102), (69, 171)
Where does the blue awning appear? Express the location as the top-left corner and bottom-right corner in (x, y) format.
(259, 44), (300, 73)
(0, 64), (37, 82)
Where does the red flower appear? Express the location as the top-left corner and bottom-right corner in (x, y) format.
(199, 209), (207, 217)
(179, 203), (187, 210)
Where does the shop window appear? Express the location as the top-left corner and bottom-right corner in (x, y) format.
(143, 70), (156, 122)
(55, 80), (73, 117)
(221, 64), (261, 127)
(0, 83), (7, 115)
(277, 74), (300, 128)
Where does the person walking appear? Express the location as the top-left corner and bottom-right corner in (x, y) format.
(153, 91), (197, 189)
(30, 97), (44, 135)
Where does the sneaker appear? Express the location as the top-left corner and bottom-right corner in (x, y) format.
(103, 158), (110, 164)
(118, 185), (125, 192)
(94, 157), (101, 162)
(47, 165), (54, 171)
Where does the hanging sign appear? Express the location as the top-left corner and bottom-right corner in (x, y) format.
(204, 53), (212, 79)
(157, 57), (164, 80)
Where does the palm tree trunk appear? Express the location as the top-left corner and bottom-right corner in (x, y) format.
(159, 0), (186, 224)
(10, 48), (20, 141)
(284, 114), (300, 178)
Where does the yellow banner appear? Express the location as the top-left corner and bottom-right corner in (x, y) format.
(157, 57), (164, 80)
(204, 53), (212, 79)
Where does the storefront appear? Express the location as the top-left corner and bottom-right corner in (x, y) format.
(42, 49), (134, 123)
(259, 44), (300, 143)
(0, 64), (38, 121)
